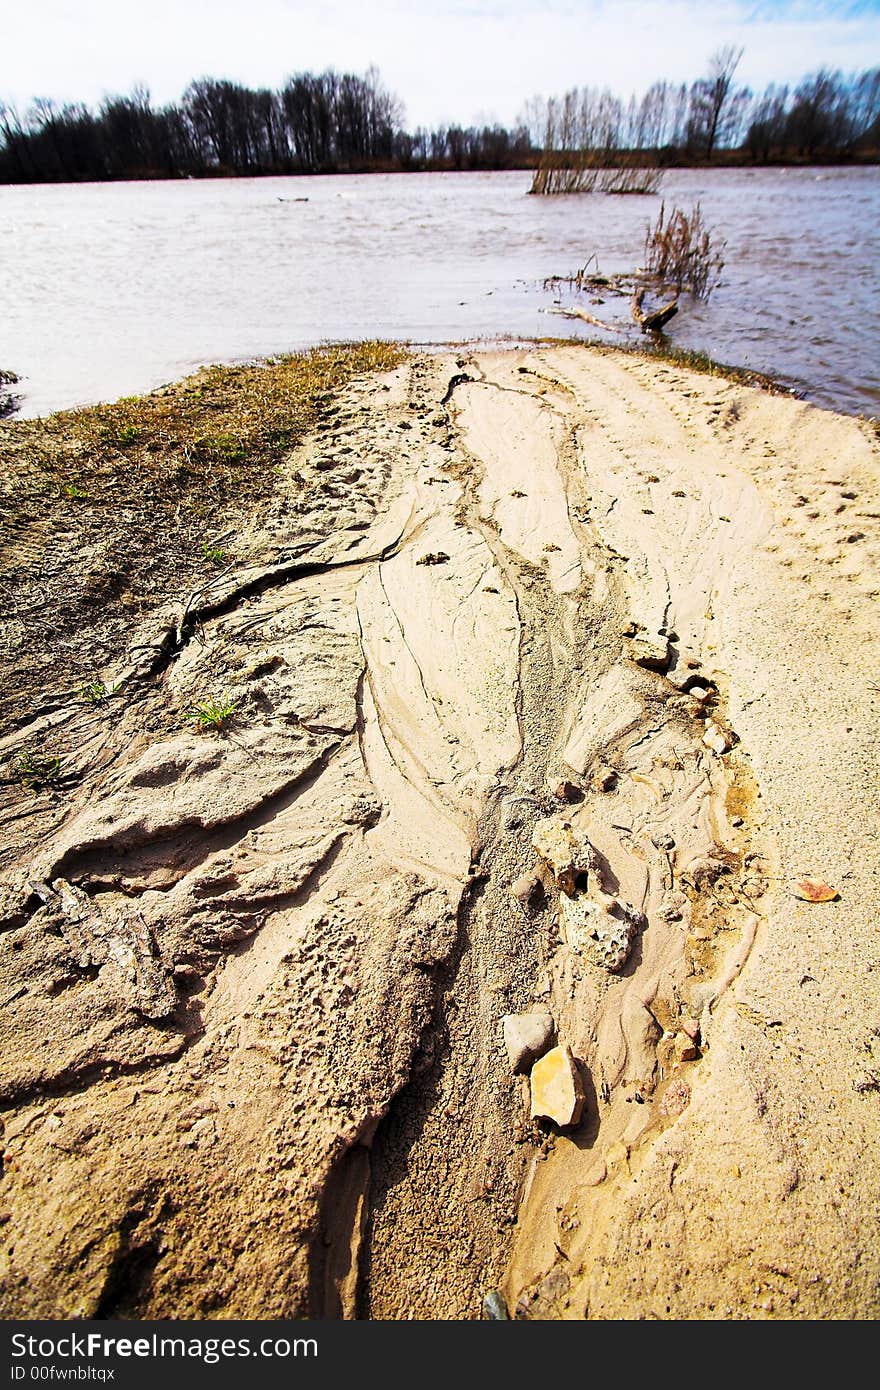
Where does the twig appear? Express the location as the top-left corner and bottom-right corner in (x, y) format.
(547, 306), (626, 334)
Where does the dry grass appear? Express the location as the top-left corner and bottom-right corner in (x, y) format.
(1, 343), (401, 511)
(642, 201), (725, 299)
(0, 342), (404, 734)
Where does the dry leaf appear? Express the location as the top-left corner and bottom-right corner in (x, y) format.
(792, 878), (838, 902)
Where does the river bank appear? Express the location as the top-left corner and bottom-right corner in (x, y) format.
(1, 341), (878, 1318)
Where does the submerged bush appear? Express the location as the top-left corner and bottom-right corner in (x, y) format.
(643, 201), (725, 299)
(598, 163), (664, 195)
(530, 152), (663, 197)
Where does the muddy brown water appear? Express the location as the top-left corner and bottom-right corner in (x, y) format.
(1, 166), (878, 421)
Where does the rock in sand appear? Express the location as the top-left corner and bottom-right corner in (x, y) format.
(503, 1011), (554, 1072)
(529, 1044), (586, 1127)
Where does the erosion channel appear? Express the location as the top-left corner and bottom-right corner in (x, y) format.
(2, 346), (878, 1321)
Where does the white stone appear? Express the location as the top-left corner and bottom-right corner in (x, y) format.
(502, 1011), (555, 1072)
(702, 721), (730, 755)
(560, 892), (643, 972)
(532, 816), (598, 895)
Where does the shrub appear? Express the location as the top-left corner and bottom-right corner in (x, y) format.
(600, 164), (663, 195)
(530, 159), (599, 195)
(643, 201), (725, 299)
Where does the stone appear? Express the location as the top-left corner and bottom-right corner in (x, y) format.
(628, 634), (670, 672)
(509, 870), (546, 911)
(589, 764), (617, 792)
(651, 832), (676, 851)
(659, 1078), (691, 1118)
(483, 1290), (509, 1320)
(666, 658), (702, 690)
(673, 1033), (700, 1063)
(502, 1012), (554, 1072)
(559, 892), (643, 972)
(532, 816), (598, 896)
(683, 854), (735, 892)
(533, 817), (644, 971)
(551, 779), (583, 803)
(529, 1045), (586, 1127)
(657, 894), (685, 922)
(702, 721), (731, 755)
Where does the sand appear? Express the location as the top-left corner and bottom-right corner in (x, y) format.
(0, 344), (878, 1320)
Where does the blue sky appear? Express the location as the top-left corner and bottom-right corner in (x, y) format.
(1, 2), (878, 128)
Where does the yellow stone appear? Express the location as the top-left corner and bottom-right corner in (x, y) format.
(529, 1044), (586, 1128)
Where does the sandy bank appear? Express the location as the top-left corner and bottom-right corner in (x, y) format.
(0, 344), (878, 1319)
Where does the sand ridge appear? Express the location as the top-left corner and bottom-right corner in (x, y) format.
(0, 345), (878, 1319)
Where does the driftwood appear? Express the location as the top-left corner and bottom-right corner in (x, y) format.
(548, 305), (626, 334)
(632, 288), (679, 334)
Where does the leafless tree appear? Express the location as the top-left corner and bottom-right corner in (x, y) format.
(689, 45), (747, 157)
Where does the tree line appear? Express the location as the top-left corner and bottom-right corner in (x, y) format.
(0, 67), (531, 183)
(523, 48), (880, 170)
(1, 54), (877, 184)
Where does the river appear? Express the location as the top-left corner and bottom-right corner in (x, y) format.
(1, 166), (877, 420)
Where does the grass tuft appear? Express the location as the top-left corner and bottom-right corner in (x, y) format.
(184, 694), (239, 733)
(80, 678), (113, 704)
(15, 750), (62, 791)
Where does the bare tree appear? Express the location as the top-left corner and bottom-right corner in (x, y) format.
(851, 67), (880, 145)
(637, 82), (673, 149)
(690, 44), (746, 158)
(745, 83), (789, 162)
(786, 69), (847, 157)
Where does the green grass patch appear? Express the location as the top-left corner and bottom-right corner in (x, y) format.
(15, 750), (63, 791)
(80, 677), (113, 704)
(184, 694), (239, 733)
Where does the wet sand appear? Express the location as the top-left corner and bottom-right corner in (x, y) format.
(1, 344), (878, 1319)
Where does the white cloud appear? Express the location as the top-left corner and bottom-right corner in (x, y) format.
(1, 1), (877, 128)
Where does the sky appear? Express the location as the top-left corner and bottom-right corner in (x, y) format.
(1, 1), (878, 130)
